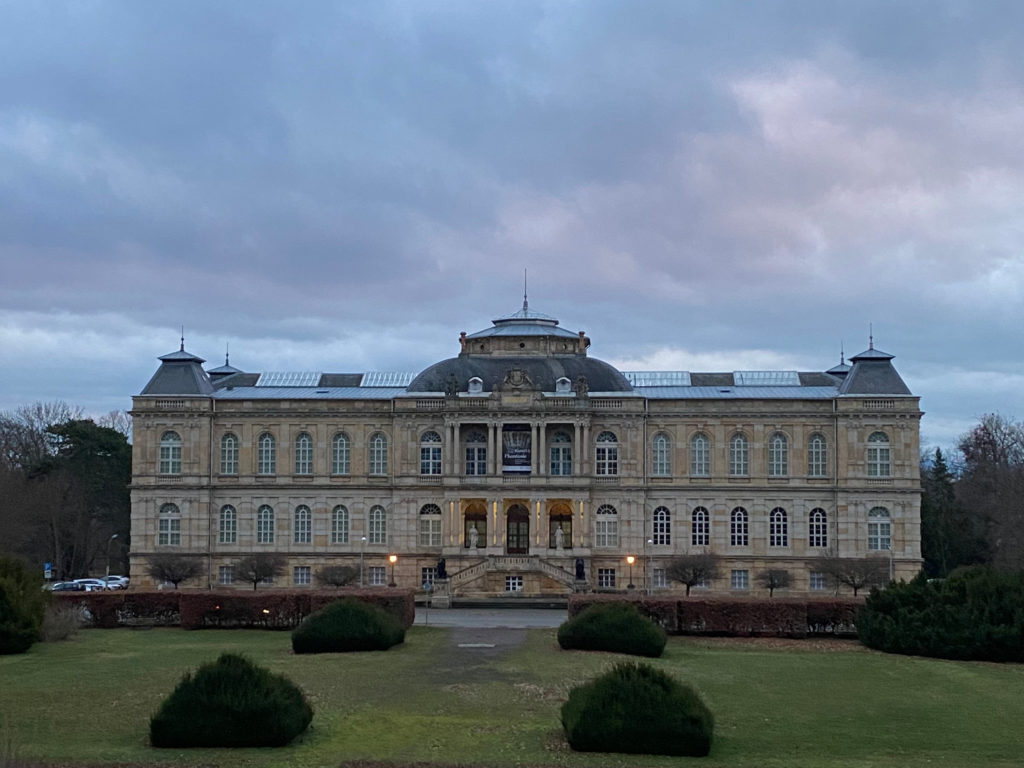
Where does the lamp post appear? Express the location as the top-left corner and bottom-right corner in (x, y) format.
(105, 533), (118, 581)
(626, 555), (635, 590)
(360, 536), (367, 587)
(388, 554), (398, 587)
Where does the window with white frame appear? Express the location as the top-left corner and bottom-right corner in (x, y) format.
(652, 506), (671, 546)
(420, 431), (442, 475)
(261, 574), (275, 585)
(690, 432), (710, 476)
(807, 433), (827, 477)
(220, 433), (238, 475)
(294, 432), (313, 474)
(465, 429), (487, 475)
(867, 432), (891, 477)
(257, 432), (276, 475)
(730, 507), (749, 546)
(809, 571), (827, 591)
(652, 433), (671, 476)
(595, 504), (618, 547)
(691, 506), (710, 547)
(768, 432), (788, 476)
(597, 568), (616, 588)
(332, 432), (350, 475)
(369, 433), (388, 476)
(218, 565), (233, 585)
(729, 433), (749, 476)
(506, 575), (524, 592)
(421, 566), (438, 588)
(331, 505), (349, 544)
(550, 431), (572, 476)
(595, 431), (618, 476)
(293, 505), (312, 544)
(368, 566), (386, 586)
(419, 503), (442, 547)
(159, 431), (182, 475)
(257, 504), (275, 544)
(218, 505), (237, 544)
(868, 506), (891, 551)
(652, 568), (667, 589)
(369, 505), (387, 544)
(769, 507), (789, 547)
(808, 508), (828, 548)
(731, 569), (749, 590)
(158, 503), (180, 546)
(293, 566), (311, 586)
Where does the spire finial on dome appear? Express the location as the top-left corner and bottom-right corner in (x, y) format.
(869, 322), (874, 350)
(225, 341), (230, 366)
(523, 268), (528, 312)
(180, 325), (185, 352)
(840, 340), (845, 365)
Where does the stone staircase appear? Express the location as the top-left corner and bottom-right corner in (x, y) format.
(436, 555), (583, 602)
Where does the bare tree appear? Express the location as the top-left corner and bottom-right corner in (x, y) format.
(234, 554), (286, 591)
(757, 569), (791, 597)
(315, 564), (358, 588)
(0, 401), (82, 471)
(818, 553), (888, 596)
(146, 553), (202, 589)
(95, 410), (133, 441)
(666, 552), (720, 596)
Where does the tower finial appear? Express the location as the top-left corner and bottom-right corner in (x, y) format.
(840, 340), (845, 365)
(523, 268), (528, 312)
(180, 325), (185, 352)
(869, 322), (874, 350)
(225, 341), (230, 366)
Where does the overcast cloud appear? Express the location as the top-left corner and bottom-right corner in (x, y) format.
(2, 0), (1023, 451)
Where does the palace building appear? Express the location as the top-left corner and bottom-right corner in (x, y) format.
(129, 302), (922, 596)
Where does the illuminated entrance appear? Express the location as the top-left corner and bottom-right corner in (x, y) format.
(506, 504), (529, 554)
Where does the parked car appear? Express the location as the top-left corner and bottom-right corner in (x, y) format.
(72, 578), (110, 592)
(51, 581), (86, 592)
(101, 575), (129, 590)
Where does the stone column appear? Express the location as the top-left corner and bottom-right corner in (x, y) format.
(530, 423), (539, 474)
(538, 424), (547, 475)
(488, 422), (497, 476)
(574, 422), (582, 475)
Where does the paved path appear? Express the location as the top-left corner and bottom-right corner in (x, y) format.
(413, 607), (567, 628)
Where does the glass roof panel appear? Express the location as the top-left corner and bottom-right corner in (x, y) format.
(256, 371), (322, 387)
(733, 371), (800, 386)
(623, 371), (692, 387)
(361, 371), (416, 387)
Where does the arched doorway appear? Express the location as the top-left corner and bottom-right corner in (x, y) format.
(506, 504), (529, 554)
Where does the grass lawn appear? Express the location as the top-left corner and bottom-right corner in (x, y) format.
(1, 627), (1023, 768)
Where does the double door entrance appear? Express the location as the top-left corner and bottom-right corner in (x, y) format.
(506, 505), (529, 554)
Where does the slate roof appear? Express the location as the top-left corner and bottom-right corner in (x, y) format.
(140, 346), (215, 396)
(406, 355), (634, 393)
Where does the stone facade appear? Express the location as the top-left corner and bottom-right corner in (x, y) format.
(130, 305), (922, 597)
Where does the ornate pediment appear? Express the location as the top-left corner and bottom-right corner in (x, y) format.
(502, 368), (534, 391)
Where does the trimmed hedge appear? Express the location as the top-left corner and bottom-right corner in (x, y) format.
(562, 662), (714, 756)
(568, 595), (862, 637)
(150, 653), (312, 747)
(292, 598), (405, 653)
(558, 601), (667, 657)
(858, 567), (1024, 662)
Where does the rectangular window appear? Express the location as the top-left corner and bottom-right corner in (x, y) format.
(595, 445), (618, 475)
(731, 569), (749, 590)
(218, 565), (233, 585)
(420, 446), (442, 475)
(261, 574), (275, 585)
(465, 445), (487, 475)
(550, 445), (572, 476)
(419, 517), (441, 547)
(421, 566), (438, 589)
(293, 566), (311, 586)
(868, 522), (892, 551)
(368, 566), (386, 586)
(652, 568), (667, 589)
(595, 518), (618, 548)
(158, 518), (180, 547)
(597, 568), (616, 589)
(505, 575), (523, 592)
(809, 571), (827, 591)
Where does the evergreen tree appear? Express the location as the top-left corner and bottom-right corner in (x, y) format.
(921, 448), (986, 577)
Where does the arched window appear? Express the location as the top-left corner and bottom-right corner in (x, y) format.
(369, 433), (388, 476)
(368, 504), (387, 544)
(158, 503), (180, 546)
(867, 432), (891, 477)
(769, 507), (788, 547)
(420, 431), (442, 475)
(652, 433), (671, 477)
(729, 433), (749, 476)
(868, 506), (891, 550)
(691, 506), (709, 547)
(331, 505), (349, 544)
(595, 431), (618, 476)
(257, 433), (276, 476)
(159, 431), (181, 475)
(807, 433), (827, 477)
(294, 432), (313, 475)
(257, 505), (275, 543)
(218, 505), (236, 544)
(730, 507), (749, 546)
(769, 433), (788, 476)
(653, 506), (671, 545)
(419, 503), (442, 547)
(595, 504), (618, 547)
(332, 433), (350, 475)
(809, 508), (828, 548)
(293, 505), (312, 544)
(690, 433), (710, 477)
(220, 434), (238, 475)
(550, 431), (572, 476)
(465, 429), (487, 476)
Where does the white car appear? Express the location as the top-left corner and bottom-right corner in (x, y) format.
(73, 578), (110, 592)
(101, 575), (129, 590)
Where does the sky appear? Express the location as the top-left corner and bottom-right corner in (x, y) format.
(1, 0), (1023, 453)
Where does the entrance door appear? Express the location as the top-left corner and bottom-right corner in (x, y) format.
(506, 505), (529, 554)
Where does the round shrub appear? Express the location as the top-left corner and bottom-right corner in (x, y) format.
(561, 662), (714, 756)
(150, 653), (312, 747)
(557, 602), (667, 657)
(0, 556), (49, 655)
(292, 598), (405, 654)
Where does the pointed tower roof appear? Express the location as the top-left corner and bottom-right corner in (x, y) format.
(207, 349), (243, 379)
(839, 339), (911, 396)
(141, 339), (214, 396)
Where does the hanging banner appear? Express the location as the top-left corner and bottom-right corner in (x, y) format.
(502, 424), (531, 473)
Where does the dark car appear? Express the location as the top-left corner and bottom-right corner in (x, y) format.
(51, 581), (86, 592)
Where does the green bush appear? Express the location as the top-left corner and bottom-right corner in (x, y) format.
(557, 601), (667, 657)
(292, 598), (405, 654)
(561, 662), (714, 756)
(150, 653), (312, 747)
(0, 557), (48, 655)
(858, 567), (1024, 662)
